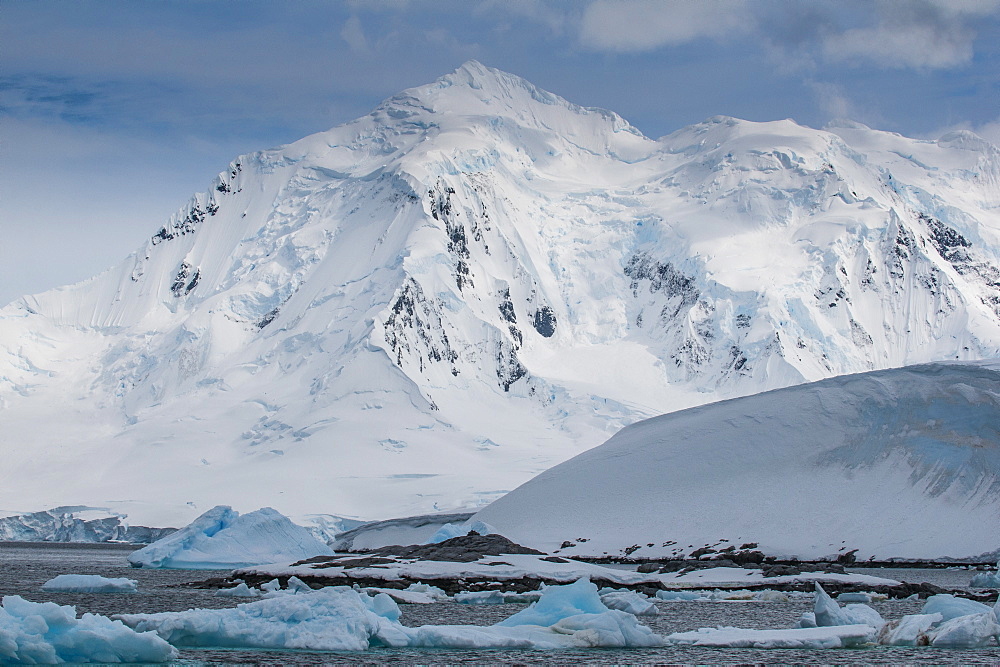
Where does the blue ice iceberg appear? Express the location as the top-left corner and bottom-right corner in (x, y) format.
(127, 505), (332, 569)
(922, 594), (992, 622)
(970, 564), (1000, 589)
(117, 578), (662, 650)
(811, 583), (883, 628)
(0, 595), (176, 663)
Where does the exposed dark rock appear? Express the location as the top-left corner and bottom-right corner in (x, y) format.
(532, 306), (557, 337)
(837, 549), (859, 565)
(624, 252), (699, 319)
(636, 562), (660, 573)
(363, 532), (544, 563)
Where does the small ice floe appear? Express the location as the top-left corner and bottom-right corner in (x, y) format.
(969, 562), (1000, 588)
(598, 588), (658, 616)
(837, 591), (884, 603)
(215, 582), (260, 598)
(116, 578), (663, 650)
(665, 625), (876, 649)
(655, 588), (804, 602)
(454, 589), (544, 605)
(454, 590), (506, 605)
(366, 583), (451, 604)
(656, 590), (705, 601)
(41, 574), (138, 594)
(0, 595), (176, 663)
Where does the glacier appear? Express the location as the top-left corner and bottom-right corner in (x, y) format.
(472, 360), (1000, 560)
(126, 505), (332, 569)
(1, 61), (999, 527)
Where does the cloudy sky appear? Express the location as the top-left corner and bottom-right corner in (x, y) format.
(2, 0), (999, 305)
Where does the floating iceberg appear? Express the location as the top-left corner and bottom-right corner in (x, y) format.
(0, 595), (176, 663)
(117, 587), (406, 651)
(922, 594), (992, 622)
(41, 574), (138, 594)
(665, 625), (877, 649)
(598, 588), (658, 616)
(365, 586), (449, 605)
(877, 594), (1000, 648)
(127, 505), (332, 569)
(813, 583), (883, 628)
(970, 565), (1000, 588)
(425, 520), (495, 544)
(929, 611), (1000, 648)
(214, 583), (260, 598)
(877, 613), (942, 646)
(118, 578), (662, 650)
(454, 590), (506, 605)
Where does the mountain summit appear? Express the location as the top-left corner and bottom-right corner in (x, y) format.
(2, 63), (999, 526)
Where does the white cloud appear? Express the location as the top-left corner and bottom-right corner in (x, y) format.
(824, 21), (974, 69)
(579, 0), (751, 52)
(341, 16), (370, 53)
(808, 81), (857, 122)
(822, 0), (1000, 69)
(932, 117), (1000, 147)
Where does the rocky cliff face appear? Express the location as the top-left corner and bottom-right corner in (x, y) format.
(2, 62), (998, 526)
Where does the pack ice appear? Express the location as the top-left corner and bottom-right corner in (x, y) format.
(473, 360), (1000, 560)
(1, 61), (999, 526)
(117, 578), (662, 650)
(127, 505), (332, 569)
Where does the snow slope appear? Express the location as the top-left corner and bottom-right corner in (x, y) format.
(2, 62), (999, 526)
(473, 360), (1000, 560)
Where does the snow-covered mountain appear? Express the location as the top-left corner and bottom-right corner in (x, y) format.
(2, 62), (998, 527)
(472, 360), (1000, 561)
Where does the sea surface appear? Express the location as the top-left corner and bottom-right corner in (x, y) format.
(2, 542), (998, 665)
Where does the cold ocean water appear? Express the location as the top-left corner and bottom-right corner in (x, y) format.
(2, 542), (999, 665)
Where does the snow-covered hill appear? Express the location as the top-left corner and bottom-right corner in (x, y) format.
(2, 62), (999, 527)
(473, 360), (1000, 561)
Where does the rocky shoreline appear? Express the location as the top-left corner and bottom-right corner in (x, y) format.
(183, 534), (999, 603)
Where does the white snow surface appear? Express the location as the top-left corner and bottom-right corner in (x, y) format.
(473, 360), (1000, 560)
(238, 554), (899, 591)
(127, 505), (332, 569)
(118, 578), (662, 650)
(41, 575), (138, 594)
(0, 595), (176, 663)
(2, 62), (1000, 526)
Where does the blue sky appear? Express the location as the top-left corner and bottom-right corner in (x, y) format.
(2, 0), (999, 305)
